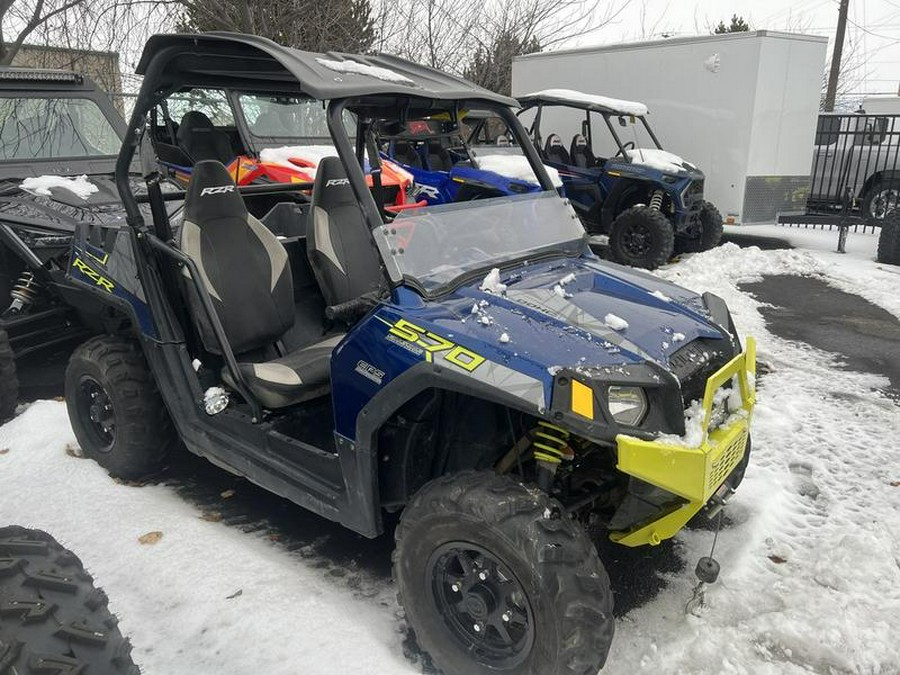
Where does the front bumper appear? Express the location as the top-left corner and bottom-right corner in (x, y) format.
(610, 337), (757, 547)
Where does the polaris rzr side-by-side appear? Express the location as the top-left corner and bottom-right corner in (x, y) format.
(382, 114), (561, 205)
(62, 33), (755, 675)
(517, 89), (724, 270)
(150, 86), (414, 212)
(0, 67), (171, 421)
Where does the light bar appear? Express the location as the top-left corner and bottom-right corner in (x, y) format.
(0, 68), (83, 83)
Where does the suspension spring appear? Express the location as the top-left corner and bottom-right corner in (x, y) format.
(648, 190), (664, 211)
(8, 271), (42, 313)
(532, 421), (575, 465)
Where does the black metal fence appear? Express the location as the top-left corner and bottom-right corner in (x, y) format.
(779, 112), (900, 235)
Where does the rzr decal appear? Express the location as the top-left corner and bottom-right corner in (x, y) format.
(326, 178), (350, 187)
(200, 185), (235, 196)
(412, 183), (440, 200)
(72, 257), (115, 293)
(379, 317), (485, 372)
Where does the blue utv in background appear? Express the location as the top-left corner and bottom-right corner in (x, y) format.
(63, 33), (755, 675)
(381, 116), (555, 204)
(517, 89), (724, 269)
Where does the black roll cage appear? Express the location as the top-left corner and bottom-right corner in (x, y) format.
(114, 39), (556, 420)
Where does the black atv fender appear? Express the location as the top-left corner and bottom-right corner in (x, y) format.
(600, 177), (658, 232)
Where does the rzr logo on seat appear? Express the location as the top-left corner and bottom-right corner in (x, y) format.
(200, 185), (235, 196)
(326, 178), (350, 187)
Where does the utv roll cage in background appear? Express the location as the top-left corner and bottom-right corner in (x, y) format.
(517, 91), (663, 160)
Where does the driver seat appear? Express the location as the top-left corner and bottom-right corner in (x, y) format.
(570, 134), (597, 169)
(178, 160), (342, 408)
(177, 111), (234, 165)
(544, 134), (571, 165)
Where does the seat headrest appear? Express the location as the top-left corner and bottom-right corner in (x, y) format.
(177, 111), (215, 138)
(183, 160), (247, 224)
(548, 134), (563, 147)
(312, 156), (356, 206)
(573, 135), (588, 147)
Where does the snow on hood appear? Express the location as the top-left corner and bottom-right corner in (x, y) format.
(316, 58), (414, 84)
(523, 88), (649, 117)
(626, 148), (697, 174)
(476, 154), (563, 188)
(19, 174), (99, 200)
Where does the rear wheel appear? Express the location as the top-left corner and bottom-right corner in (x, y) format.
(608, 205), (674, 269)
(0, 328), (17, 424)
(862, 178), (900, 223)
(65, 336), (175, 480)
(877, 210), (900, 265)
(0, 526), (139, 674)
(676, 201), (724, 253)
(394, 471), (614, 675)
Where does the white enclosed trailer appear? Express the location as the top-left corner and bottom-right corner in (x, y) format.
(512, 31), (828, 224)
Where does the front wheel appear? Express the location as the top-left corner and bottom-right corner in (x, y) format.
(876, 209), (900, 265)
(65, 336), (175, 480)
(394, 471), (614, 675)
(608, 205), (674, 269)
(676, 200), (724, 254)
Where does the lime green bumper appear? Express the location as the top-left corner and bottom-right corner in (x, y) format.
(611, 337), (757, 547)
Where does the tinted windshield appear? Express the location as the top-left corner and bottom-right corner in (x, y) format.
(0, 97), (120, 160)
(375, 192), (585, 294)
(237, 93), (354, 141)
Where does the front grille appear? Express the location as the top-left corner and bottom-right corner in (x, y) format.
(682, 179), (704, 208)
(669, 338), (730, 407)
(707, 429), (748, 491)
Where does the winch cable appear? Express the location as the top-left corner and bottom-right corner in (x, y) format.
(686, 509), (724, 615)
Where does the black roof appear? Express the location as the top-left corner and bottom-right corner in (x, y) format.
(136, 33), (516, 106)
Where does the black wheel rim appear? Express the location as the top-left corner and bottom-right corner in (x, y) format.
(620, 220), (654, 258)
(870, 189), (900, 220)
(427, 542), (535, 669)
(76, 376), (116, 452)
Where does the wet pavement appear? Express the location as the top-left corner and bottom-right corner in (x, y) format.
(741, 274), (900, 401)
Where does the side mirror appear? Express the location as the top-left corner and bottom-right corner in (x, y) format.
(618, 116), (627, 127)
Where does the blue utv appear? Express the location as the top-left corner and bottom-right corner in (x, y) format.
(62, 33), (755, 675)
(517, 89), (724, 269)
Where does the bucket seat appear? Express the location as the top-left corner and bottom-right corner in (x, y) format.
(306, 156), (384, 308)
(426, 141), (453, 171)
(570, 134), (597, 169)
(392, 140), (422, 169)
(544, 134), (571, 165)
(178, 160), (341, 408)
(177, 111), (234, 165)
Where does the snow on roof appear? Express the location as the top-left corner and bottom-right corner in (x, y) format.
(626, 148), (696, 173)
(19, 174), (98, 200)
(315, 58), (415, 85)
(476, 154), (563, 188)
(521, 88), (649, 116)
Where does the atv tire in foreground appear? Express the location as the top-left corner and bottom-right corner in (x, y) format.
(0, 329), (16, 423)
(675, 200), (724, 254)
(876, 210), (900, 265)
(608, 205), (674, 270)
(393, 471), (615, 675)
(65, 336), (176, 480)
(0, 526), (139, 674)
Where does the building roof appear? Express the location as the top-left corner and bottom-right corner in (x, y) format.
(136, 33), (516, 106)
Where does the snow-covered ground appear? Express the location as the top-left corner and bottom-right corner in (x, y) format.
(2, 228), (899, 674)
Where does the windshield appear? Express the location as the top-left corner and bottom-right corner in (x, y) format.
(376, 192), (585, 294)
(0, 97), (120, 160)
(237, 93), (354, 142)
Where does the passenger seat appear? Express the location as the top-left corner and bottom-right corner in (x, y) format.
(177, 111), (234, 165)
(544, 134), (571, 165)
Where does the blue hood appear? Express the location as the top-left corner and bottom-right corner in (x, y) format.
(396, 256), (727, 376)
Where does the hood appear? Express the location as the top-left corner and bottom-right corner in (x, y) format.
(0, 174), (181, 234)
(410, 257), (725, 377)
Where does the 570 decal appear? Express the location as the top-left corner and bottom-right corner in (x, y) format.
(381, 318), (485, 372)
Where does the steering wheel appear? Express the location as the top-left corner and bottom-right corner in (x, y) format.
(614, 141), (635, 158)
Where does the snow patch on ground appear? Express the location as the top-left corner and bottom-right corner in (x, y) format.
(316, 58), (414, 84)
(20, 174), (98, 200)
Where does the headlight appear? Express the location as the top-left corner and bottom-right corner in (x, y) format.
(608, 386), (648, 426)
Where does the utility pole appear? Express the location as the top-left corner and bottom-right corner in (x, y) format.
(824, 0), (850, 112)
